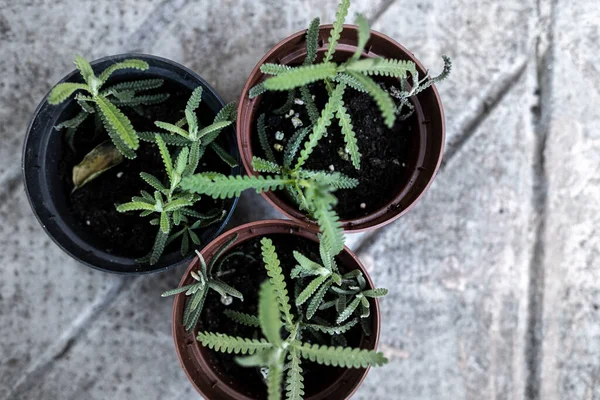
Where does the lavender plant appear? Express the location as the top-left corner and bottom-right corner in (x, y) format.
(197, 238), (388, 400)
(116, 87), (237, 264)
(250, 0), (451, 169)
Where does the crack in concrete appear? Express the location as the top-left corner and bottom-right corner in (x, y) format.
(441, 58), (529, 169)
(0, 166), (22, 205)
(369, 0), (397, 26)
(354, 56), (530, 256)
(524, 0), (556, 398)
(2, 279), (132, 400)
(127, 0), (193, 52)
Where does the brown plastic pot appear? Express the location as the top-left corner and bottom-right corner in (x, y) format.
(172, 219), (381, 400)
(237, 25), (445, 232)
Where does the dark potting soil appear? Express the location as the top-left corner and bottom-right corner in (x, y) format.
(253, 80), (421, 220)
(199, 234), (365, 398)
(58, 81), (230, 258)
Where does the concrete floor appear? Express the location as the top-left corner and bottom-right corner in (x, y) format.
(1, 0), (599, 399)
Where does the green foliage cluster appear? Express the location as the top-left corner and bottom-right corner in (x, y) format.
(181, 103), (354, 260)
(194, 238), (388, 400)
(180, 0), (451, 262)
(115, 87), (237, 264)
(49, 56), (169, 158)
(161, 234), (245, 331)
(250, 0), (451, 170)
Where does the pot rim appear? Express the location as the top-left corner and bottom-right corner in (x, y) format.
(172, 219), (381, 399)
(22, 53), (240, 275)
(236, 24), (445, 232)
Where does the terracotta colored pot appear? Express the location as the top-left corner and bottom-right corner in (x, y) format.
(237, 25), (445, 232)
(22, 53), (239, 274)
(172, 219), (381, 399)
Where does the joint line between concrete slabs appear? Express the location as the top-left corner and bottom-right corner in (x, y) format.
(524, 0), (556, 398)
(354, 57), (530, 256)
(2, 279), (133, 400)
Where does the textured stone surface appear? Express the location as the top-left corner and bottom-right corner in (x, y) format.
(373, 0), (534, 152)
(0, 0), (599, 399)
(0, 189), (124, 398)
(150, 0), (389, 102)
(538, 1), (600, 399)
(354, 73), (536, 399)
(9, 273), (187, 400)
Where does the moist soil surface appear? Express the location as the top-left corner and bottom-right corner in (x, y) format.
(200, 234), (365, 398)
(253, 80), (421, 220)
(58, 80), (230, 258)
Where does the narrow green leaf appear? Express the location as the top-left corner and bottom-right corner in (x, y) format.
(258, 281), (283, 346)
(155, 135), (174, 185)
(155, 121), (190, 138)
(160, 212), (171, 233)
(150, 229), (169, 265)
(260, 238), (294, 329)
(74, 55), (95, 85)
(55, 111), (89, 131)
(116, 201), (155, 212)
(257, 113), (276, 163)
(304, 318), (358, 335)
(95, 94), (139, 150)
(297, 275), (329, 306)
(299, 86), (319, 125)
(336, 100), (361, 169)
(249, 82), (266, 99)
(304, 18), (321, 66)
(264, 63), (337, 91)
(323, 0), (350, 63)
(197, 121), (231, 139)
(294, 83), (345, 171)
(252, 156), (281, 174)
(293, 342), (388, 368)
(283, 127), (310, 170)
(186, 86), (203, 112)
(161, 284), (196, 297)
(346, 71), (396, 128)
(181, 173), (293, 199)
(224, 310), (260, 327)
(306, 280), (331, 320)
(260, 63), (293, 75)
(140, 172), (167, 193)
(98, 59), (149, 83)
(285, 348), (305, 400)
(336, 295), (361, 324)
(197, 332), (272, 354)
(350, 14), (371, 61)
(102, 78), (164, 93)
(48, 83), (89, 105)
(362, 288), (389, 298)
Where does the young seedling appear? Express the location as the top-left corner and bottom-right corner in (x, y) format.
(249, 0), (451, 169)
(198, 238), (388, 400)
(49, 55), (169, 158)
(181, 90), (357, 260)
(137, 86), (238, 168)
(162, 234), (243, 332)
(290, 238), (387, 338)
(116, 87), (237, 265)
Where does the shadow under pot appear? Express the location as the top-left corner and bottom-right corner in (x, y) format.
(22, 54), (240, 274)
(172, 219), (382, 400)
(237, 24), (445, 232)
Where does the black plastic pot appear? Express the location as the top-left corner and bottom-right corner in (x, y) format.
(22, 54), (240, 274)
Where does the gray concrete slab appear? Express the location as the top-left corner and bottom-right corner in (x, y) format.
(353, 71), (536, 399)
(1, 0), (599, 399)
(372, 0), (535, 155)
(0, 189), (124, 398)
(538, 1), (600, 399)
